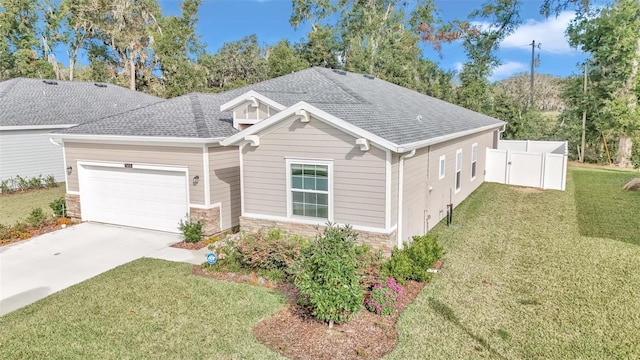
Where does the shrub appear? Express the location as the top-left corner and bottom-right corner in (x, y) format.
(355, 244), (384, 292)
(294, 224), (363, 328)
(16, 175), (29, 191)
(178, 217), (203, 243)
(44, 175), (57, 188)
(382, 233), (444, 283)
(0, 224), (10, 241)
(234, 227), (307, 278)
(26, 208), (47, 228)
(365, 277), (403, 315)
(28, 175), (43, 189)
(10, 222), (31, 240)
(0, 180), (10, 194)
(49, 197), (67, 217)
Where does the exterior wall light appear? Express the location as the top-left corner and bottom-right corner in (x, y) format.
(192, 175), (200, 186)
(66, 166), (73, 175)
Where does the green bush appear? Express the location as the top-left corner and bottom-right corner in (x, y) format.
(178, 217), (203, 243)
(383, 233), (444, 283)
(234, 227), (307, 278)
(26, 208), (47, 228)
(44, 175), (57, 188)
(28, 175), (43, 189)
(294, 224), (363, 328)
(49, 198), (67, 218)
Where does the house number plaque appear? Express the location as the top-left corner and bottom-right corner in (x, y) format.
(124, 163), (133, 168)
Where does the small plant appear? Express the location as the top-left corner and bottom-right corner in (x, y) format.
(10, 221), (31, 240)
(383, 233), (444, 283)
(294, 224), (363, 328)
(178, 217), (203, 243)
(0, 179), (10, 194)
(28, 175), (43, 189)
(44, 175), (57, 188)
(26, 208), (47, 228)
(365, 277), (403, 315)
(49, 197), (67, 217)
(58, 217), (73, 226)
(16, 175), (29, 191)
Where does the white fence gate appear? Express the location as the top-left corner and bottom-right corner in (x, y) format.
(485, 140), (568, 191)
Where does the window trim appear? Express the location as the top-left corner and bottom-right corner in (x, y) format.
(455, 149), (462, 193)
(471, 143), (478, 181)
(285, 158), (334, 221)
(439, 155), (446, 180)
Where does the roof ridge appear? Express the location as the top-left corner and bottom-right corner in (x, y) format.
(0, 78), (20, 98)
(312, 67), (370, 105)
(190, 94), (210, 138)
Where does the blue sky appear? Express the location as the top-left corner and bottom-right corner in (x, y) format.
(160, 0), (587, 81)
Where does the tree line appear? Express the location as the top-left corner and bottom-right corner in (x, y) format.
(1, 0), (638, 167)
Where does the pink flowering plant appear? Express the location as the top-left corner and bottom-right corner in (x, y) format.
(364, 277), (403, 315)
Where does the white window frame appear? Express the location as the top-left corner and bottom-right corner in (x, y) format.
(285, 158), (333, 221)
(471, 143), (478, 181)
(439, 155), (446, 180)
(455, 149), (462, 193)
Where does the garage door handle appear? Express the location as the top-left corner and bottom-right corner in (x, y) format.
(507, 161), (512, 165)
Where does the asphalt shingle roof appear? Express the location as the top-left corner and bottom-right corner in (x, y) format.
(0, 78), (160, 127)
(57, 67), (504, 145)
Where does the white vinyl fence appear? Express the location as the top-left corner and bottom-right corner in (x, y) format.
(485, 140), (568, 191)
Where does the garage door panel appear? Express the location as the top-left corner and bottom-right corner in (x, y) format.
(79, 165), (188, 233)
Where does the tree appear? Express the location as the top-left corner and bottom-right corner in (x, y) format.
(567, 0), (640, 167)
(0, 0), (55, 79)
(200, 35), (267, 91)
(265, 40), (309, 78)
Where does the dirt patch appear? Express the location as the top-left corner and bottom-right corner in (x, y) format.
(192, 263), (439, 360)
(509, 186), (543, 193)
(171, 239), (210, 250)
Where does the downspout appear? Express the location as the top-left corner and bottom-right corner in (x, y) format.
(396, 149), (416, 249)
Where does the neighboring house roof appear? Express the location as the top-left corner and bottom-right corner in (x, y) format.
(0, 78), (161, 128)
(56, 67), (504, 146)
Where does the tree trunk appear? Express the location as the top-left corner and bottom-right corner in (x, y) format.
(129, 57), (136, 90)
(616, 134), (633, 168)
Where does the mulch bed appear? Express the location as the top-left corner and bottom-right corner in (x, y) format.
(191, 260), (443, 360)
(1, 220), (76, 247)
(170, 239), (210, 250)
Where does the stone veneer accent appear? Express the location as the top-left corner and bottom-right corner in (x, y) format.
(65, 193), (81, 221)
(190, 206), (221, 236)
(240, 216), (396, 254)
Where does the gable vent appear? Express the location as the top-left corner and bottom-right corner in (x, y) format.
(332, 69), (347, 76)
(42, 80), (58, 85)
(363, 74), (375, 80)
(94, 83), (107, 88)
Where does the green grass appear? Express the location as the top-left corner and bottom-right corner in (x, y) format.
(0, 259), (285, 360)
(572, 167), (640, 245)
(387, 168), (640, 359)
(0, 185), (66, 226)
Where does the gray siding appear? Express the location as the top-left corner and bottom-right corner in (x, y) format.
(0, 129), (66, 182)
(64, 142), (205, 205)
(209, 146), (241, 230)
(243, 116), (387, 228)
(400, 129), (495, 241)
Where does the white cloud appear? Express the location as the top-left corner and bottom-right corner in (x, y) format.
(502, 11), (577, 54)
(453, 62), (464, 73)
(489, 61), (528, 81)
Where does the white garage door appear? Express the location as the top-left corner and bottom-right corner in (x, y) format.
(79, 164), (188, 233)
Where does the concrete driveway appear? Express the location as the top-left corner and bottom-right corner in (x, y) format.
(0, 222), (181, 316)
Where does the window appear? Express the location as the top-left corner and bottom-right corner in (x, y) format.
(439, 155), (446, 179)
(288, 161), (331, 219)
(471, 143), (478, 180)
(455, 149), (462, 192)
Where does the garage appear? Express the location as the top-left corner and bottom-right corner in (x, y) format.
(78, 163), (189, 233)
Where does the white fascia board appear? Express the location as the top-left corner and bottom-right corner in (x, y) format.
(220, 101), (399, 152)
(397, 122), (506, 152)
(1, 124), (77, 131)
(219, 90), (286, 112)
(50, 133), (224, 147)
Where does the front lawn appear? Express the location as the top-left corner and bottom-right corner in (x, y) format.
(0, 185), (66, 226)
(0, 259), (285, 359)
(387, 167), (640, 359)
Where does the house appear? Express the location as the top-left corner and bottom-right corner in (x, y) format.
(52, 67), (504, 250)
(0, 78), (160, 183)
